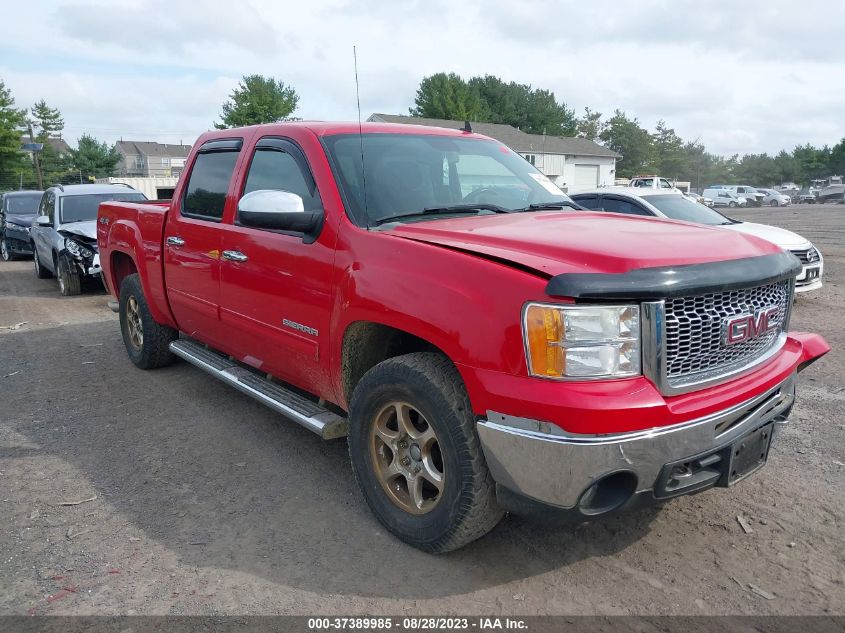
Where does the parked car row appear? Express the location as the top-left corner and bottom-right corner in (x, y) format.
(571, 187), (824, 292)
(1, 184), (147, 295)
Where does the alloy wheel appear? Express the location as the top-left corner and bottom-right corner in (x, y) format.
(369, 401), (445, 515)
(125, 295), (144, 350)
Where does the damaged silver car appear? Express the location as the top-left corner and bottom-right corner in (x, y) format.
(30, 184), (147, 296)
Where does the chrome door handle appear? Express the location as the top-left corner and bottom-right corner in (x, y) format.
(222, 250), (248, 262)
(166, 236), (185, 247)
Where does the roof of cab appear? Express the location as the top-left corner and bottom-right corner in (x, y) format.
(197, 121), (494, 141)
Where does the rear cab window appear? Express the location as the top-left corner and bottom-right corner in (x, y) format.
(182, 139), (243, 222)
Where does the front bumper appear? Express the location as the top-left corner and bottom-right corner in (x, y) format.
(3, 227), (33, 255)
(478, 374), (796, 511)
(795, 259), (824, 293)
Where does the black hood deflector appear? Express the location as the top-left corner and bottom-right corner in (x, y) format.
(546, 251), (802, 300)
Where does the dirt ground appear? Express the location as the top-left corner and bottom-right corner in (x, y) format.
(0, 204), (843, 616)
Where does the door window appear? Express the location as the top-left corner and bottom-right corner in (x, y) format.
(573, 194), (600, 210)
(243, 147), (319, 207)
(601, 197), (652, 216)
(182, 150), (240, 221)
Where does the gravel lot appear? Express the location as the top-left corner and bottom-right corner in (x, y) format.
(1, 204), (843, 616)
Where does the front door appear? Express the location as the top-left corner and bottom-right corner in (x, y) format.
(218, 137), (336, 398)
(163, 140), (242, 346)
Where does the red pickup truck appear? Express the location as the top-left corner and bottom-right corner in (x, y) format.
(98, 122), (829, 552)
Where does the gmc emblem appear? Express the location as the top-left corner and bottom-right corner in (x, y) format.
(724, 307), (780, 345)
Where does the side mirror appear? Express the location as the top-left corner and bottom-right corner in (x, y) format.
(237, 190), (322, 234)
(36, 215), (51, 227)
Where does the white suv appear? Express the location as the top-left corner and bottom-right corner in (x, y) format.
(570, 188), (823, 293)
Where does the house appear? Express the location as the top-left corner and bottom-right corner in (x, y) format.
(368, 114), (620, 191)
(19, 135), (71, 158)
(115, 141), (192, 178)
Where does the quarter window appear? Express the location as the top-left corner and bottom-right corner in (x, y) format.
(183, 150), (240, 221)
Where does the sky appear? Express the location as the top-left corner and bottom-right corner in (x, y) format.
(1, 0), (843, 156)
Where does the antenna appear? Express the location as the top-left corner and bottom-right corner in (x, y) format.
(353, 45), (370, 224)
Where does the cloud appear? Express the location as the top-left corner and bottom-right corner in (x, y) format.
(0, 0), (841, 156)
(54, 0), (278, 56)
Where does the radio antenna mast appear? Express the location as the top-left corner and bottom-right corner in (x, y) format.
(353, 45), (370, 224)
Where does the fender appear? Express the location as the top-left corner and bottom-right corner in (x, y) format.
(105, 218), (178, 329)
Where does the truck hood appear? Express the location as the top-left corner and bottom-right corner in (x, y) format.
(386, 211), (782, 276)
(57, 221), (97, 240)
(723, 221), (810, 250)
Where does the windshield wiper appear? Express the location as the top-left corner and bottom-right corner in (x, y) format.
(374, 203), (508, 226)
(517, 201), (581, 211)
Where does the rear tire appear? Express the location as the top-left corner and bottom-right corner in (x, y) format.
(348, 352), (504, 553)
(119, 273), (178, 369)
(728, 201), (737, 208)
(34, 248), (52, 278)
(57, 254), (82, 296)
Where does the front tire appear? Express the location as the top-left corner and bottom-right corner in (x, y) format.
(119, 273), (178, 369)
(348, 352), (503, 553)
(57, 254), (82, 296)
(1, 237), (12, 261)
(34, 249), (52, 279)
(770, 200), (779, 207)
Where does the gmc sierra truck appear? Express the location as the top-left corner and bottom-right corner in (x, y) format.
(98, 122), (829, 553)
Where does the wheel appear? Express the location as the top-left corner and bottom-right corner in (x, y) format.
(348, 352), (503, 553)
(118, 273), (178, 369)
(57, 254), (82, 296)
(770, 200), (779, 207)
(33, 248), (52, 278)
(728, 201), (737, 208)
(1, 237), (12, 261)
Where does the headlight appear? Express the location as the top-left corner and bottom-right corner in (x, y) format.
(523, 303), (641, 379)
(65, 238), (94, 260)
(6, 223), (29, 232)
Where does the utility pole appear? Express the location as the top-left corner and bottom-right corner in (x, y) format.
(26, 122), (43, 189)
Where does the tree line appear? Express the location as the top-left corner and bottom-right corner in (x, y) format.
(0, 80), (121, 190)
(411, 72), (845, 188)
(3, 71), (843, 191)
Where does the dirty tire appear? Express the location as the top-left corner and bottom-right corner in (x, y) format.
(728, 201), (737, 208)
(57, 254), (82, 296)
(33, 248), (52, 278)
(1, 237), (12, 261)
(348, 352), (504, 553)
(119, 273), (178, 369)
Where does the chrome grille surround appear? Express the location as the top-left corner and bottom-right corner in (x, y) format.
(789, 246), (820, 265)
(642, 279), (794, 396)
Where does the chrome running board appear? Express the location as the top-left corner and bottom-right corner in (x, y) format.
(169, 339), (347, 440)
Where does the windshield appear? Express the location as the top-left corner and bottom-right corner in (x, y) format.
(642, 194), (732, 225)
(322, 133), (573, 225)
(60, 192), (146, 223)
(5, 193), (42, 216)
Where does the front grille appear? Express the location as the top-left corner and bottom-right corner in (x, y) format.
(664, 280), (791, 386)
(790, 246), (820, 265)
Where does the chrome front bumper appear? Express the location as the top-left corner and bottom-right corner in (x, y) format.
(477, 375), (795, 510)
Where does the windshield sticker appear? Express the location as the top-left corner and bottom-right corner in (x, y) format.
(529, 172), (564, 195)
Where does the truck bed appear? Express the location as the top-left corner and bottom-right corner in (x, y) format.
(97, 200), (176, 328)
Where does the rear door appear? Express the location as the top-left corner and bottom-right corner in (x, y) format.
(163, 139), (242, 347)
(218, 137), (336, 396)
